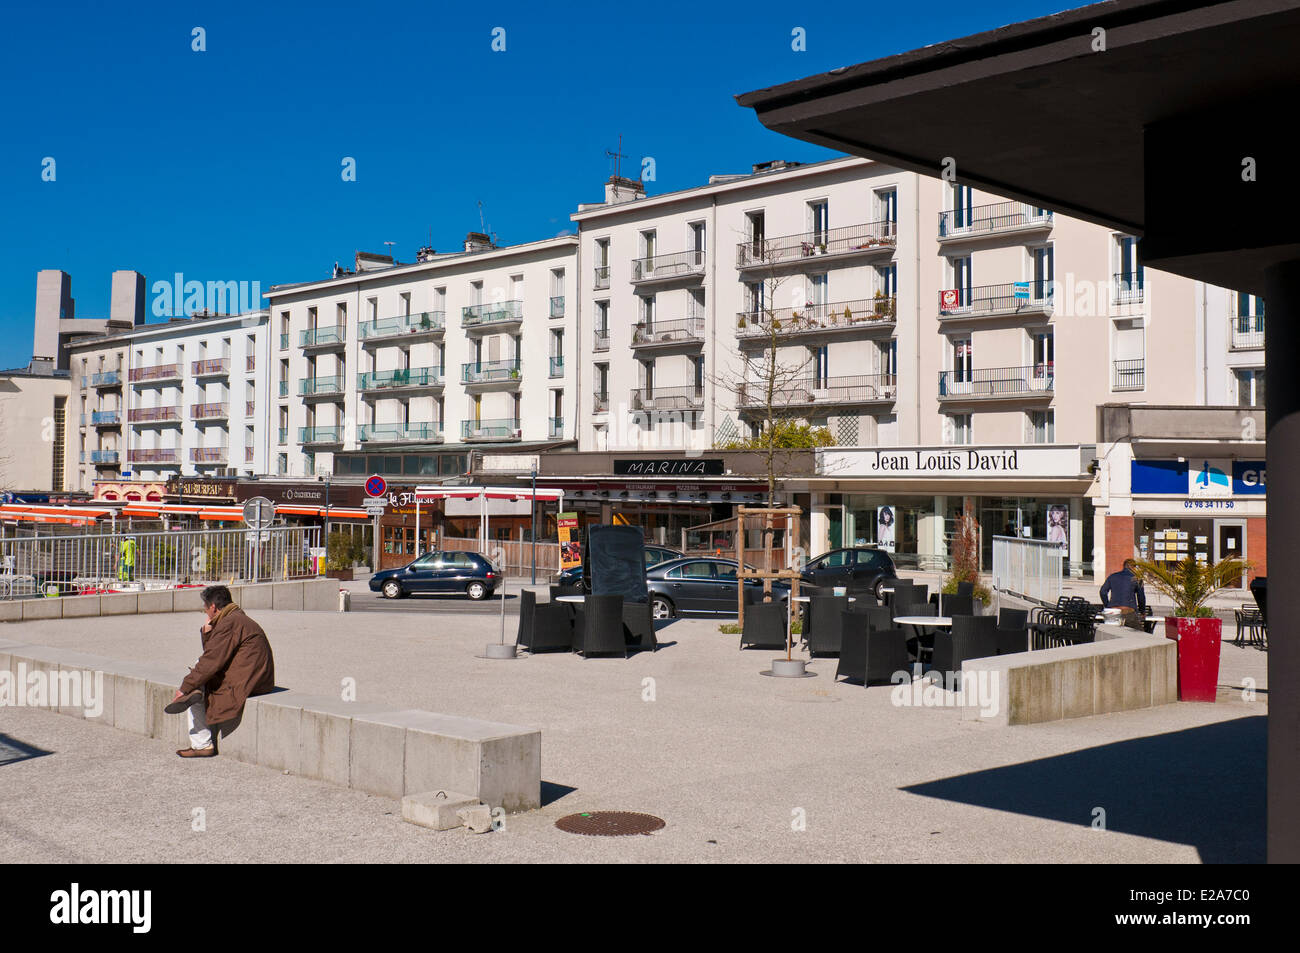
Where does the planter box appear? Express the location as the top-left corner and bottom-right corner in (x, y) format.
(1163, 616), (1222, 702)
(326, 568), (354, 581)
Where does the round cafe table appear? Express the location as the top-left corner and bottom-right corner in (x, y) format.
(793, 594), (856, 603)
(554, 595), (586, 603)
(894, 615), (952, 671)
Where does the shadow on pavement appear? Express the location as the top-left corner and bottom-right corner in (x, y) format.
(901, 715), (1265, 863)
(540, 781), (578, 807)
(0, 733), (53, 768)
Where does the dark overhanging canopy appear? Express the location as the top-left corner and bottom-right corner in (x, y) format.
(736, 0), (1300, 295)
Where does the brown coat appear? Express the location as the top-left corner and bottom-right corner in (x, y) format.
(180, 605), (275, 724)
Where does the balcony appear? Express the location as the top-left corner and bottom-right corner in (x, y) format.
(549, 356), (565, 377)
(938, 365), (1055, 401)
(461, 419), (521, 441)
(594, 266), (611, 291)
(630, 249), (706, 285)
(127, 406), (181, 424)
(82, 450), (119, 466)
(736, 220), (896, 270)
(1230, 315), (1265, 350)
(630, 385), (705, 412)
(90, 410), (122, 426)
(300, 326), (347, 350)
(593, 392), (609, 414)
(548, 417), (564, 439)
(738, 374), (896, 410)
(938, 201), (1053, 243)
(632, 316), (705, 350)
(462, 300), (524, 332)
(246, 400), (256, 416)
(90, 370), (122, 388)
(300, 375), (346, 399)
(357, 422), (444, 444)
(299, 426), (343, 445)
(128, 448), (179, 465)
(939, 281), (1053, 320)
(738, 297), (895, 344)
(279, 380), (289, 398)
(190, 447), (229, 465)
(278, 427), (287, 445)
(358, 367), (444, 393)
(279, 333), (289, 350)
(550, 296), (565, 318)
(129, 363), (181, 384)
(246, 355), (256, 373)
(192, 357), (230, 377)
(1113, 272), (1144, 306)
(359, 311), (445, 344)
(593, 328), (610, 351)
(461, 359), (521, 388)
(1113, 359), (1145, 391)
(191, 402), (229, 420)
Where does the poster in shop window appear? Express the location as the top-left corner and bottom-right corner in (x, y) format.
(876, 506), (896, 553)
(1047, 504), (1069, 550)
(558, 512), (581, 570)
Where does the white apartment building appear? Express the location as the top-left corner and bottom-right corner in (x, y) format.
(265, 236), (578, 479)
(66, 311), (272, 488)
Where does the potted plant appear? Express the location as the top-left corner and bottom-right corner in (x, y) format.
(419, 314), (431, 330)
(737, 316), (748, 329)
(1133, 555), (1251, 702)
(325, 531), (354, 581)
(816, 242), (827, 255)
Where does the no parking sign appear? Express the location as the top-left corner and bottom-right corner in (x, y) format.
(365, 475), (387, 498)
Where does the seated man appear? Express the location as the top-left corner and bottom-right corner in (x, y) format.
(167, 585), (275, 758)
(1100, 559), (1148, 631)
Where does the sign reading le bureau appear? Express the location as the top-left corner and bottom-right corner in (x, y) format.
(614, 458), (725, 476)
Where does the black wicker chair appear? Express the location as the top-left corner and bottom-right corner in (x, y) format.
(887, 581), (917, 610)
(574, 594), (627, 658)
(622, 601), (657, 653)
(896, 602), (938, 662)
(995, 608), (1029, 656)
(956, 581), (975, 598)
(741, 603), (788, 651)
(837, 612), (911, 685)
(849, 604), (892, 635)
(1033, 624), (1096, 650)
(930, 615), (998, 686)
(515, 588), (536, 647)
(521, 602), (575, 653)
(941, 593), (974, 618)
(805, 595), (848, 649)
(807, 596), (850, 656)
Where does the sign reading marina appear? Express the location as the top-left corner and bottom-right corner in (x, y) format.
(613, 458), (725, 476)
(822, 445), (1091, 479)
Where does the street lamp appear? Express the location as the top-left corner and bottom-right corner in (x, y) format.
(530, 467), (537, 585)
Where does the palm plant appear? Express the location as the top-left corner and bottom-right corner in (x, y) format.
(1132, 556), (1252, 618)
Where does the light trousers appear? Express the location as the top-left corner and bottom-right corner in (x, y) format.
(186, 695), (213, 749)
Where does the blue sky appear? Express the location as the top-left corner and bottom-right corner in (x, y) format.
(0, 0), (1076, 369)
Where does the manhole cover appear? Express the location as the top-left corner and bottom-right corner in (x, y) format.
(555, 811), (666, 836)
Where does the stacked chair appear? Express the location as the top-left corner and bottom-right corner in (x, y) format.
(995, 608), (1030, 655)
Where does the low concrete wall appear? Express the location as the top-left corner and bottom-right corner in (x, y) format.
(0, 638), (541, 812)
(1, 578), (340, 622)
(959, 625), (1178, 726)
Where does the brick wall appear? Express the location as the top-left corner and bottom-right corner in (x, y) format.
(1104, 515), (1135, 580)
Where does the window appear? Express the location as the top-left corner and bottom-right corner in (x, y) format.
(640, 230), (657, 262)
(812, 551), (852, 569)
(875, 188), (897, 228)
(945, 413), (973, 445)
(809, 201), (829, 243)
(813, 346), (829, 386)
(1032, 331), (1054, 377)
(690, 222), (706, 260)
(1032, 245), (1054, 289)
(810, 273), (828, 307)
(1235, 368), (1265, 407)
(879, 340), (898, 377)
(1027, 410), (1055, 444)
(277, 453), (287, 475)
(877, 263), (897, 297)
(667, 562), (715, 579)
(952, 184), (974, 228)
(746, 211), (765, 248)
(747, 281), (766, 314)
(952, 337), (973, 382)
(1237, 293), (1265, 332)
(953, 256), (973, 298)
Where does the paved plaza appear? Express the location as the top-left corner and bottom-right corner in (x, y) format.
(0, 592), (1268, 862)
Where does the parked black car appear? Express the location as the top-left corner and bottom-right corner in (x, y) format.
(646, 557), (790, 619)
(369, 551), (499, 600)
(552, 545), (682, 593)
(799, 547), (898, 600)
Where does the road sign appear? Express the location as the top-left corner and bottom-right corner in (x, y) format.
(365, 475), (387, 497)
(363, 496), (386, 513)
(242, 496), (276, 529)
(245, 531), (272, 543)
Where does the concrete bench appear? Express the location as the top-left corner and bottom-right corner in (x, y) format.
(0, 639), (540, 812)
(0, 578), (341, 623)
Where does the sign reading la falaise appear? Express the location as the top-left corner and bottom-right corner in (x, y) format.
(613, 458), (725, 476)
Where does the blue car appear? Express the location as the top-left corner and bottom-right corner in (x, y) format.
(369, 551), (498, 600)
(552, 545), (683, 594)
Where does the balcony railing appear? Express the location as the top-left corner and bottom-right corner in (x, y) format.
(938, 201), (1053, 239)
(593, 328), (610, 351)
(278, 427), (287, 445)
(549, 356), (565, 377)
(300, 375), (346, 397)
(278, 381), (288, 398)
(279, 333), (289, 350)
(90, 410), (121, 426)
(245, 446), (255, 463)
(127, 406), (181, 423)
(246, 355), (256, 372)
(357, 422), (444, 443)
(594, 266), (610, 290)
(129, 363), (181, 383)
(548, 417), (564, 438)
(246, 400), (256, 416)
(192, 358), (230, 376)
(191, 402), (230, 420)
(358, 311), (445, 341)
(593, 392), (609, 413)
(128, 448), (179, 464)
(630, 385), (705, 412)
(190, 447), (229, 464)
(1113, 271), (1145, 305)
(736, 220), (897, 269)
(738, 297), (895, 339)
(461, 359), (521, 385)
(299, 427), (343, 444)
(462, 300), (523, 329)
(938, 365), (1055, 399)
(631, 249), (706, 283)
(86, 450), (119, 465)
(632, 316), (705, 347)
(90, 370), (122, 387)
(358, 367), (444, 391)
(738, 374), (896, 408)
(461, 419), (521, 441)
(939, 280), (1053, 318)
(1230, 314), (1265, 350)
(300, 326), (346, 348)
(550, 296), (565, 318)
(1113, 359), (1145, 391)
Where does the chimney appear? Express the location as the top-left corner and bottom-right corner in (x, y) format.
(33, 270), (73, 363)
(354, 251), (395, 272)
(604, 175), (645, 205)
(417, 246), (438, 262)
(464, 232), (495, 253)
(110, 270), (146, 326)
(751, 159), (800, 175)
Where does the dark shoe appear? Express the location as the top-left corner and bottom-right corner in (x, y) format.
(176, 746), (217, 758)
(164, 690), (203, 714)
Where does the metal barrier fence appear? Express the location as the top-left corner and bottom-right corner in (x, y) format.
(439, 536), (560, 576)
(991, 535), (1063, 605)
(1, 526), (322, 599)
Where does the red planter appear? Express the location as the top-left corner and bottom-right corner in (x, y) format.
(1163, 616), (1222, 702)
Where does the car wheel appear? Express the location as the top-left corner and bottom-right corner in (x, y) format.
(382, 580), (403, 599)
(467, 581), (487, 600)
(651, 595), (674, 620)
(875, 579), (887, 602)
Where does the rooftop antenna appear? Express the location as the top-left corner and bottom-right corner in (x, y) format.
(477, 200), (497, 245)
(605, 134), (628, 180)
(383, 241), (396, 261)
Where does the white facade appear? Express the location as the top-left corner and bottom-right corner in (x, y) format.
(265, 237), (578, 478)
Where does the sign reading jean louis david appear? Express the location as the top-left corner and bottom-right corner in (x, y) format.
(823, 446), (1088, 479)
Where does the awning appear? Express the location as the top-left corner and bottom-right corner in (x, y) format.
(119, 504), (244, 521)
(277, 504), (371, 520)
(412, 485), (565, 502)
(0, 504), (111, 527)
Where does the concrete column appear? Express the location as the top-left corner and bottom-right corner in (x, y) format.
(1069, 497), (1083, 579)
(1265, 259), (1300, 863)
(808, 493), (829, 557)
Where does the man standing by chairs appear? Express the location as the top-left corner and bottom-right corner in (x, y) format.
(1100, 559), (1147, 630)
